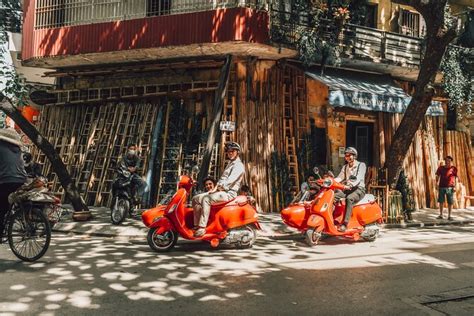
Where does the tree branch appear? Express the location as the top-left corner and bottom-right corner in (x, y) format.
(0, 96), (89, 213)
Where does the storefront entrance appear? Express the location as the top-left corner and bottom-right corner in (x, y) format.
(346, 120), (374, 165)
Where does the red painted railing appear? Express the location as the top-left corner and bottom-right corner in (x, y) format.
(22, 0), (270, 61)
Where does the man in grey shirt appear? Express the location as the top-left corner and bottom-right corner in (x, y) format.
(0, 128), (27, 236)
(334, 147), (367, 232)
(192, 142), (245, 237)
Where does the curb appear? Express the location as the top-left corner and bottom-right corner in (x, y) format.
(51, 226), (147, 240)
(52, 220), (474, 240)
(383, 219), (474, 229)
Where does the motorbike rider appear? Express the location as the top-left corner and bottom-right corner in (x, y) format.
(117, 144), (146, 204)
(192, 141), (245, 237)
(0, 128), (27, 236)
(23, 152), (43, 179)
(334, 147), (367, 232)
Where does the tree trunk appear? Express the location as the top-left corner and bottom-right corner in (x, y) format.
(197, 55), (232, 188)
(0, 98), (90, 216)
(384, 0), (457, 186)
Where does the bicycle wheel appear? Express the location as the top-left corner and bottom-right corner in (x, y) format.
(8, 208), (51, 262)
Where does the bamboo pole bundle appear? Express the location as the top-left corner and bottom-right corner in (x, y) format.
(378, 112), (386, 166)
(463, 132), (474, 193)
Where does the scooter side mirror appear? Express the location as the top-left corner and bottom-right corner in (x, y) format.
(192, 165), (200, 174)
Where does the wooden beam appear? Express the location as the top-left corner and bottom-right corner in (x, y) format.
(197, 55), (233, 188)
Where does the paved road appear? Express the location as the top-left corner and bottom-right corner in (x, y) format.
(1, 225), (474, 315)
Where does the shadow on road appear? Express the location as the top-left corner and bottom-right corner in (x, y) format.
(0, 225), (473, 314)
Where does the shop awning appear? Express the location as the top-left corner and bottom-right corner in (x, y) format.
(306, 71), (444, 116)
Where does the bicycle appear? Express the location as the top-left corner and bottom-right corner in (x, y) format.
(1, 201), (51, 262)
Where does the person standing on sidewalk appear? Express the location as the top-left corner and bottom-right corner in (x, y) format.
(0, 128), (27, 236)
(435, 156), (458, 220)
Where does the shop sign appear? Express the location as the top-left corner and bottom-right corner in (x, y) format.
(330, 90), (406, 113)
(338, 147), (346, 158)
(220, 121), (236, 132)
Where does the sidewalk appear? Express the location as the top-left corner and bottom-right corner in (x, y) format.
(53, 205), (474, 239)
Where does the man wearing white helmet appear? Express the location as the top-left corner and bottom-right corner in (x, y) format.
(334, 147), (367, 232)
(0, 128), (27, 236)
(192, 141), (245, 237)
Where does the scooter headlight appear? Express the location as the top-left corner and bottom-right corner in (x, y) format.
(322, 178), (333, 188)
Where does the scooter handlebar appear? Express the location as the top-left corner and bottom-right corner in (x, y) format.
(317, 177), (345, 190)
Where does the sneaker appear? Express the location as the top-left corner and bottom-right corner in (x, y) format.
(338, 224), (347, 232)
(194, 228), (206, 237)
(448, 216), (454, 221)
(436, 215), (443, 219)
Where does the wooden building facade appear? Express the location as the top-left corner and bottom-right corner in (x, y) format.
(21, 1), (473, 212)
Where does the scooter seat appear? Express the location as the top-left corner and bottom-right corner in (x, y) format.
(355, 194), (376, 206)
(210, 196), (248, 209)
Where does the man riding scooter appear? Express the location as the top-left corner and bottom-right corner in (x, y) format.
(334, 147), (367, 232)
(192, 142), (245, 237)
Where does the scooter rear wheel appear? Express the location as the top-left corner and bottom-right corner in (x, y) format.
(147, 228), (178, 252)
(305, 229), (322, 247)
(236, 225), (257, 249)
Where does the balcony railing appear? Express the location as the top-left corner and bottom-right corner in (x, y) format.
(35, 0), (267, 29)
(270, 8), (424, 68)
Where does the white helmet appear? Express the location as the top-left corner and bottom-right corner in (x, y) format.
(344, 147), (358, 157)
(225, 141), (241, 152)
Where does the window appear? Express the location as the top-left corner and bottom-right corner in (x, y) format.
(364, 4), (377, 29)
(399, 9), (425, 37)
(147, 0), (171, 16)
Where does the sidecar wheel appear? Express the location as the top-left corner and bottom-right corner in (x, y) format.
(147, 228), (178, 252)
(305, 229), (322, 247)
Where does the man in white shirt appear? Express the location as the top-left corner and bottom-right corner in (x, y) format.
(192, 142), (245, 237)
(334, 147), (367, 232)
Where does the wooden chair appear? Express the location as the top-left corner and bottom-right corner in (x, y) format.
(367, 167), (390, 222)
(465, 194), (474, 207)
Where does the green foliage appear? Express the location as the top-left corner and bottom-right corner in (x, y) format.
(441, 45), (473, 119)
(395, 170), (415, 213)
(0, 0), (27, 106)
(0, 0), (22, 33)
(275, 0), (361, 68)
(271, 151), (293, 208)
(443, 4), (457, 32)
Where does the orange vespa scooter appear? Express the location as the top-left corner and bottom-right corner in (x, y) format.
(281, 176), (383, 246)
(142, 172), (260, 252)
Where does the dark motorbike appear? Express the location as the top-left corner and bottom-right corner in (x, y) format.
(110, 169), (136, 225)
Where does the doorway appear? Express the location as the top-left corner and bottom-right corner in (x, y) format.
(346, 120), (374, 166)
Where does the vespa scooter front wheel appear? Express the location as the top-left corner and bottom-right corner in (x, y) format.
(147, 228), (178, 252)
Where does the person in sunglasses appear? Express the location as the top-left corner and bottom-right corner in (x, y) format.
(334, 147), (367, 232)
(192, 142), (245, 237)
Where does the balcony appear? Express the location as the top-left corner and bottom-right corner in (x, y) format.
(34, 0), (266, 29)
(270, 8), (426, 80)
(22, 0), (296, 68)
